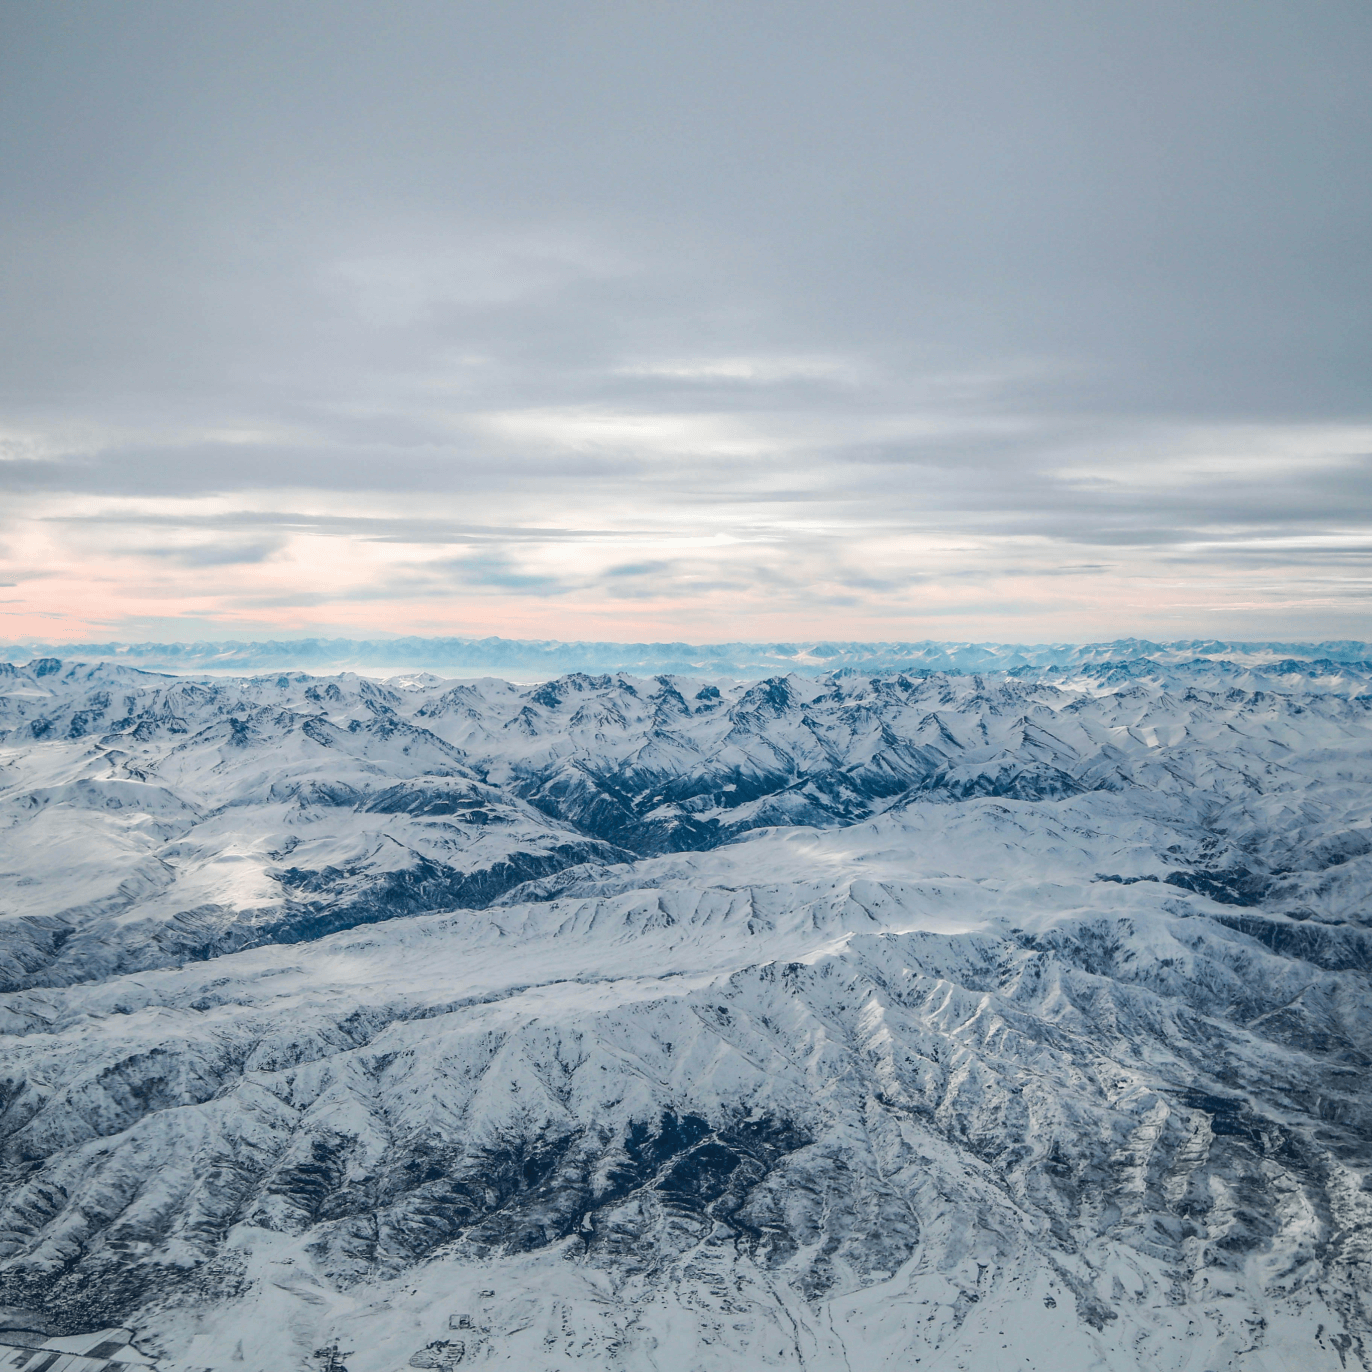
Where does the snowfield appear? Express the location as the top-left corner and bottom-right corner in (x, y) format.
(0, 653), (1369, 1371)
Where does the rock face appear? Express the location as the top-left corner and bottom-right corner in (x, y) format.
(0, 654), (1369, 1371)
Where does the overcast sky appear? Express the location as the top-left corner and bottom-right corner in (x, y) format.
(2, 1), (1370, 644)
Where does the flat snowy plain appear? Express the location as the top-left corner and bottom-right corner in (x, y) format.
(0, 651), (1368, 1371)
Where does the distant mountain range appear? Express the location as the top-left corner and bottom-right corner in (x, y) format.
(2, 634), (1371, 676)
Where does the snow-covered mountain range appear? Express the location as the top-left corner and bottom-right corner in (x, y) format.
(0, 654), (1368, 1371)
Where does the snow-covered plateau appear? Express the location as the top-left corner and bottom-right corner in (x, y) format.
(0, 653), (1369, 1372)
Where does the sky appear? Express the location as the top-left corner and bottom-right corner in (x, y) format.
(2, 0), (1371, 646)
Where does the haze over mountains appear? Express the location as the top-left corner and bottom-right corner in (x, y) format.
(0, 645), (1368, 1370)
(4, 635), (1372, 678)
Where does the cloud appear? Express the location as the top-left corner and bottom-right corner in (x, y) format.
(1, 2), (1370, 642)
(605, 561), (675, 578)
(141, 539), (286, 568)
(441, 554), (574, 595)
(613, 355), (864, 386)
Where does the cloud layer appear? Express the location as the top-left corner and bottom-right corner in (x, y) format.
(2, 1), (1371, 641)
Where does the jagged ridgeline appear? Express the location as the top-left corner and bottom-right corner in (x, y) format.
(0, 653), (1369, 1370)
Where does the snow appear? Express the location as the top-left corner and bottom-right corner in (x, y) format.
(0, 654), (1368, 1370)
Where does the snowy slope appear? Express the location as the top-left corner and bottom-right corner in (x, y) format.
(0, 656), (1369, 1371)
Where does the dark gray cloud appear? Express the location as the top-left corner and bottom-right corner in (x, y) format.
(1, 1), (1370, 642)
